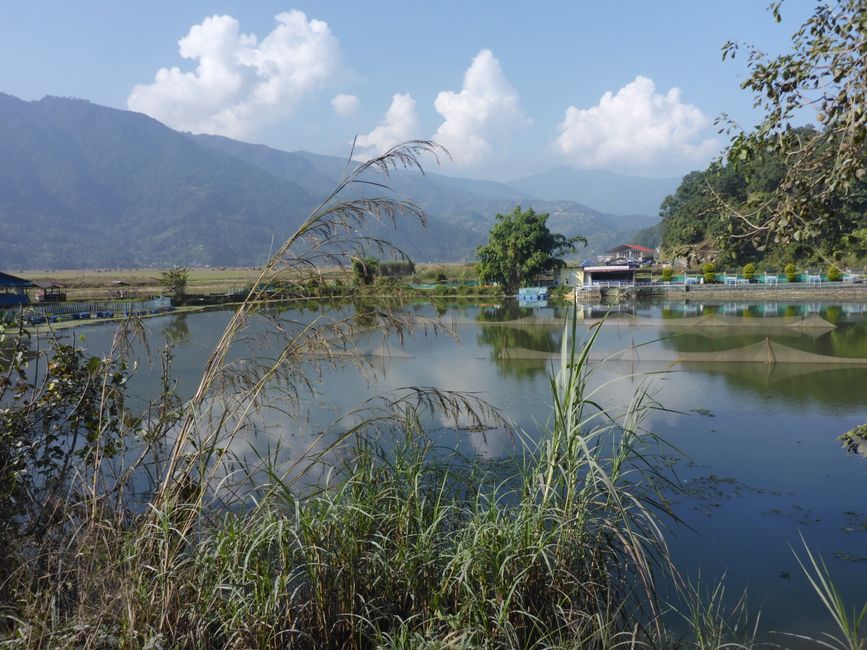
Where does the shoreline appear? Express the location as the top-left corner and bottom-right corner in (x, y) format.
(576, 283), (867, 303)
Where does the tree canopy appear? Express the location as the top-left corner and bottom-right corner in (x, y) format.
(476, 206), (585, 293)
(717, 0), (867, 260)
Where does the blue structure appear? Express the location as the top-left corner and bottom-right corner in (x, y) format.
(518, 286), (548, 308)
(0, 272), (33, 307)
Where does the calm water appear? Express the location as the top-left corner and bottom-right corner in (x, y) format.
(58, 300), (867, 640)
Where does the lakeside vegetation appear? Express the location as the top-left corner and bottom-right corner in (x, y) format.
(3, 2), (867, 643)
(3, 142), (865, 649)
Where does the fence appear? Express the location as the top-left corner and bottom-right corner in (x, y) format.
(28, 296), (173, 318)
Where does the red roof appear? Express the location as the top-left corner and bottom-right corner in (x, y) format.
(608, 244), (654, 254)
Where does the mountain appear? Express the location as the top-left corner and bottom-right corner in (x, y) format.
(0, 94), (660, 268)
(508, 166), (679, 217)
(0, 93), (324, 268)
(194, 135), (659, 261)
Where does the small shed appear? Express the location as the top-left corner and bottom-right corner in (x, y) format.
(110, 280), (131, 299)
(36, 283), (67, 303)
(0, 272), (34, 307)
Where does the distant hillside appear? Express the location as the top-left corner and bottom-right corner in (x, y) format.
(0, 94), (322, 268)
(508, 166), (679, 217)
(0, 94), (659, 268)
(195, 135), (658, 261)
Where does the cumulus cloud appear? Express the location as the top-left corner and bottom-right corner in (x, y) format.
(127, 11), (341, 137)
(331, 93), (359, 117)
(554, 75), (720, 172)
(355, 93), (418, 155)
(433, 49), (523, 167)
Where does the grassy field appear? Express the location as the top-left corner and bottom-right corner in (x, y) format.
(9, 264), (480, 300)
(9, 267), (265, 300)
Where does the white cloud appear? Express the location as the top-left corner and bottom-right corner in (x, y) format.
(127, 11), (341, 138)
(355, 93), (418, 155)
(554, 75), (720, 172)
(433, 49), (523, 167)
(331, 93), (359, 117)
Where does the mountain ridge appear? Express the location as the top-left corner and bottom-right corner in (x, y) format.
(0, 94), (663, 268)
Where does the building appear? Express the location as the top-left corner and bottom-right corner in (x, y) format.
(577, 265), (637, 286)
(0, 271), (34, 307)
(36, 283), (67, 303)
(560, 259), (640, 287)
(602, 244), (655, 264)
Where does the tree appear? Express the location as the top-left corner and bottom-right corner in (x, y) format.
(159, 267), (189, 303)
(476, 206), (585, 294)
(720, 0), (867, 260)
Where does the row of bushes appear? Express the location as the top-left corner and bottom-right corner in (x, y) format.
(660, 263), (850, 284)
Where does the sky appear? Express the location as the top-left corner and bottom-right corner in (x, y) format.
(0, 1), (818, 180)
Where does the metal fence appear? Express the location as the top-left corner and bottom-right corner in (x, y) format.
(28, 296), (173, 318)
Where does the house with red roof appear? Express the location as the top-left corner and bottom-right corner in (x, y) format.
(602, 244), (655, 264)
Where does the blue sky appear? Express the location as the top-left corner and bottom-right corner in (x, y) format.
(0, 1), (816, 180)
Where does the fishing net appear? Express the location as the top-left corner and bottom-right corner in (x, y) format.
(500, 338), (867, 365)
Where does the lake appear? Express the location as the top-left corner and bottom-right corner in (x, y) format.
(59, 298), (867, 641)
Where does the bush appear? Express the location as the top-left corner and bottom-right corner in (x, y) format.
(352, 256), (379, 285)
(702, 262), (717, 284)
(784, 263), (798, 283)
(159, 266), (189, 304)
(827, 265), (842, 282)
(661, 267), (674, 283)
(743, 262), (756, 281)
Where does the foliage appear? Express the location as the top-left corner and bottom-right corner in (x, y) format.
(719, 0), (867, 260)
(702, 262), (717, 284)
(159, 266), (189, 303)
(839, 424), (867, 455)
(791, 536), (866, 650)
(742, 263), (756, 281)
(661, 267), (674, 282)
(785, 263), (799, 283)
(351, 255), (380, 285)
(476, 206), (585, 294)
(828, 264), (843, 282)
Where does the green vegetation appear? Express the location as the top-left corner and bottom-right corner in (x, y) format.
(721, 0), (867, 260)
(785, 263), (798, 283)
(2, 141), (865, 648)
(159, 266), (190, 303)
(828, 265), (843, 282)
(660, 2), (867, 267)
(702, 262), (717, 284)
(351, 255), (379, 285)
(476, 206), (585, 294)
(742, 263), (755, 282)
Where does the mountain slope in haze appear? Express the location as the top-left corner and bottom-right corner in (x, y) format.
(194, 135), (658, 260)
(508, 166), (679, 217)
(0, 94), (660, 268)
(0, 94), (324, 268)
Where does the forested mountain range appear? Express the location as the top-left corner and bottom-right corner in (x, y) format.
(658, 126), (867, 264)
(0, 93), (660, 268)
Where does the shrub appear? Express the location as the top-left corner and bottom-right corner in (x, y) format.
(159, 266), (189, 304)
(352, 256), (379, 285)
(702, 262), (717, 284)
(827, 265), (842, 282)
(661, 267), (674, 282)
(784, 263), (798, 282)
(743, 262), (756, 281)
